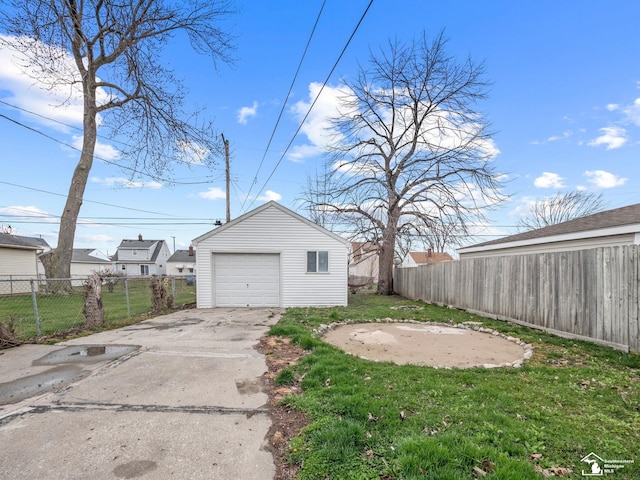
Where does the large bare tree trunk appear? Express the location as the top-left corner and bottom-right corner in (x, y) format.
(43, 72), (98, 288)
(377, 211), (399, 295)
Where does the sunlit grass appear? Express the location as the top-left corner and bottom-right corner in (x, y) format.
(274, 292), (640, 479)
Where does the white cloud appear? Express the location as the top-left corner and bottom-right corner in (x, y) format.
(534, 172), (565, 189)
(258, 190), (282, 202)
(623, 98), (640, 126)
(292, 81), (500, 166)
(290, 83), (349, 162)
(91, 176), (163, 189)
(198, 187), (226, 200)
(176, 140), (209, 165)
(547, 130), (572, 142)
(0, 34), (111, 130)
(587, 126), (627, 150)
(0, 205), (57, 223)
(508, 197), (537, 219)
(584, 170), (627, 188)
(606, 103), (620, 112)
(70, 135), (120, 161)
(237, 101), (258, 125)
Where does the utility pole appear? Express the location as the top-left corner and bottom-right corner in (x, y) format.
(221, 133), (231, 223)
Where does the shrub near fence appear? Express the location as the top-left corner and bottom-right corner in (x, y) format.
(394, 245), (640, 353)
(0, 276), (196, 342)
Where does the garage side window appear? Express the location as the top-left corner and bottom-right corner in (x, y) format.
(307, 251), (329, 273)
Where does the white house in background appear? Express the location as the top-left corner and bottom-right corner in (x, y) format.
(0, 233), (45, 293)
(458, 202), (640, 259)
(401, 249), (455, 267)
(167, 246), (196, 276)
(70, 249), (111, 277)
(193, 201), (350, 308)
(349, 241), (379, 281)
(111, 235), (171, 276)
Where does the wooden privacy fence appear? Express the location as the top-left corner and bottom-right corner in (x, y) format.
(394, 246), (640, 353)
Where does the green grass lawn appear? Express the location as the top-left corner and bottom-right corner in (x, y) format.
(270, 292), (640, 479)
(0, 277), (196, 341)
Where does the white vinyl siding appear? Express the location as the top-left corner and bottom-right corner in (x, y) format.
(0, 247), (40, 294)
(194, 202), (349, 308)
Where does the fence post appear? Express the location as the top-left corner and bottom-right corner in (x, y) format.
(30, 279), (41, 337)
(125, 277), (131, 318)
(171, 276), (176, 301)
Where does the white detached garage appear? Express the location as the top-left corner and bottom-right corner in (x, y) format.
(193, 201), (350, 308)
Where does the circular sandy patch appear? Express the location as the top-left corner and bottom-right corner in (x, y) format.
(322, 322), (531, 368)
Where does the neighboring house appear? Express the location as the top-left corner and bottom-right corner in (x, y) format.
(111, 235), (171, 276)
(11, 235), (51, 277)
(401, 249), (455, 267)
(458, 202), (640, 259)
(193, 201), (350, 308)
(39, 248), (112, 285)
(349, 241), (379, 281)
(0, 233), (45, 294)
(167, 246), (196, 276)
(69, 249), (111, 277)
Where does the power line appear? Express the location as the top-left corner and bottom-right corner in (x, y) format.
(0, 180), (180, 217)
(0, 112), (217, 186)
(241, 0), (327, 212)
(244, 0), (375, 213)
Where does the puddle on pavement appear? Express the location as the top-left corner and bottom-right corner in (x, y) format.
(0, 365), (86, 405)
(33, 344), (140, 365)
(0, 344), (139, 405)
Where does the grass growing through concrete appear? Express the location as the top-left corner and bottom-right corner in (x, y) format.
(270, 292), (640, 479)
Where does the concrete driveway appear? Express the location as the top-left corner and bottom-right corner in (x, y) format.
(0, 308), (281, 480)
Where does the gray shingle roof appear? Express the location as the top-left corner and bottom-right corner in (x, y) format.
(167, 250), (196, 263)
(112, 239), (167, 263)
(71, 249), (109, 263)
(0, 233), (45, 250)
(468, 202), (640, 249)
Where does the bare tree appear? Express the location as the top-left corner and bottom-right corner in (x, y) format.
(0, 0), (235, 284)
(305, 31), (505, 295)
(518, 191), (607, 231)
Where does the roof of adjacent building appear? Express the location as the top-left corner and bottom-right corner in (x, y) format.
(0, 233), (48, 250)
(117, 239), (159, 249)
(408, 251), (454, 265)
(461, 202), (640, 251)
(112, 238), (167, 263)
(167, 250), (196, 263)
(193, 201), (350, 246)
(71, 249), (109, 263)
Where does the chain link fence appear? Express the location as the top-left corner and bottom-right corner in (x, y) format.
(0, 275), (196, 343)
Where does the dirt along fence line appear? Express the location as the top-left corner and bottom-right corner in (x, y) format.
(395, 245), (640, 353)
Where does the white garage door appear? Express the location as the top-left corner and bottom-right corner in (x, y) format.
(213, 253), (280, 307)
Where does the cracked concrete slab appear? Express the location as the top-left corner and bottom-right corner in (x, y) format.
(0, 307), (281, 480)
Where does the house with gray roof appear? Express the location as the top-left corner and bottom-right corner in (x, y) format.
(0, 233), (49, 293)
(111, 235), (171, 276)
(167, 246), (196, 277)
(458, 202), (640, 259)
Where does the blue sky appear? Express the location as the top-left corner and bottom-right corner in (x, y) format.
(1, 0), (639, 258)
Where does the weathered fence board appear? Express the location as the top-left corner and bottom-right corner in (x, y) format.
(394, 246), (640, 353)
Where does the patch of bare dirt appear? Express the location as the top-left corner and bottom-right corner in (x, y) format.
(256, 335), (310, 480)
(323, 322), (531, 368)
